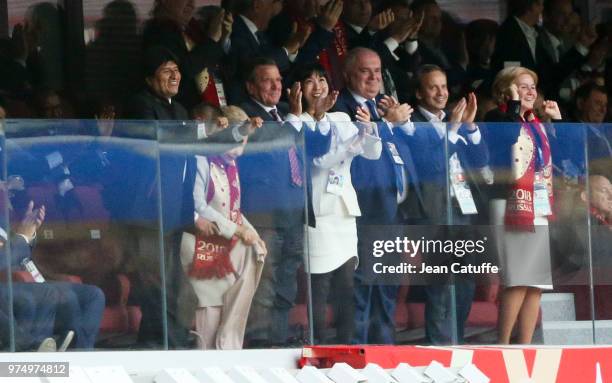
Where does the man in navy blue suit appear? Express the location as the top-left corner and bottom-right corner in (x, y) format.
(334, 47), (424, 344)
(238, 58), (331, 346)
(404, 64), (490, 344)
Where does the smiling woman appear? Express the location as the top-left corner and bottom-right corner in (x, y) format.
(485, 65), (562, 346)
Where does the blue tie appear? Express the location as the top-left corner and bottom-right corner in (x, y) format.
(380, 129), (405, 197)
(365, 99), (380, 121)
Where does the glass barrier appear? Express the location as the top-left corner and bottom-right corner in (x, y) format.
(158, 119), (312, 350)
(4, 118), (164, 351)
(583, 124), (612, 344)
(0, 118), (609, 352)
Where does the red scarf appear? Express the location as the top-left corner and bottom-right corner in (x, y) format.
(502, 107), (555, 231)
(189, 157), (242, 279)
(316, 21), (349, 91)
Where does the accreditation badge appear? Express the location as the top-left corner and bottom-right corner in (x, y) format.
(449, 153), (477, 215)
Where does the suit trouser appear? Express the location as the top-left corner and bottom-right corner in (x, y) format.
(424, 223), (477, 345)
(50, 282), (105, 349)
(352, 224), (400, 345)
(246, 225), (303, 344)
(424, 280), (475, 344)
(0, 283), (58, 351)
(311, 258), (356, 344)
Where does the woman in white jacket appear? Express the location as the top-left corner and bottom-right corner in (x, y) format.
(288, 63), (382, 344)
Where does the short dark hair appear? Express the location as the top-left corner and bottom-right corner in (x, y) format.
(143, 46), (179, 78)
(507, 0), (541, 17)
(414, 64), (446, 90)
(543, 0), (568, 16)
(246, 57), (278, 83)
(575, 82), (607, 103)
(410, 0), (438, 12)
(225, 0), (252, 14)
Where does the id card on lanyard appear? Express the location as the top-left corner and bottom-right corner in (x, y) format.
(326, 169), (344, 195)
(449, 153), (477, 215)
(386, 142), (404, 165)
(534, 172), (552, 216)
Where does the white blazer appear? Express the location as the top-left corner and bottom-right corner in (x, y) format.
(301, 112), (382, 218)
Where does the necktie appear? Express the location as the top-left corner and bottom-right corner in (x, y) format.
(269, 108), (282, 122)
(270, 108), (303, 186)
(380, 127), (404, 197)
(365, 99), (380, 121)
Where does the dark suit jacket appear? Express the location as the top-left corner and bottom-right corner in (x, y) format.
(238, 98), (331, 228)
(491, 17), (586, 98)
(333, 89), (424, 225)
(225, 15), (292, 103)
(407, 108), (489, 224)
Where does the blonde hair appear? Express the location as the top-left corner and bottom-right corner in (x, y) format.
(221, 105), (249, 125)
(491, 66), (538, 105)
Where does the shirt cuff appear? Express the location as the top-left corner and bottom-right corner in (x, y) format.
(394, 120), (415, 136)
(405, 40), (418, 55)
(467, 127), (482, 145)
(231, 125), (246, 142)
(448, 130), (461, 144)
(17, 233), (31, 245)
(285, 113), (303, 132)
(575, 43), (589, 56)
(197, 123), (207, 140)
(316, 115), (332, 135)
(284, 48), (298, 63)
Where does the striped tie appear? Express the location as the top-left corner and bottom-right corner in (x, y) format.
(270, 108), (303, 187)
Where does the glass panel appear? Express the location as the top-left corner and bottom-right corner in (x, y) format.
(4, 118), (164, 351)
(0, 127), (15, 352)
(544, 122), (593, 345)
(584, 123), (612, 344)
(158, 118), (310, 350)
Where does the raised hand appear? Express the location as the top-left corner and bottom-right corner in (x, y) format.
(377, 95), (400, 116)
(221, 11), (233, 42)
(206, 116), (229, 136)
(318, 0), (343, 31)
(461, 92), (478, 124)
(285, 22), (313, 54)
(287, 82), (303, 116)
(449, 97), (467, 123)
(368, 9), (395, 32)
(542, 100), (562, 120)
(238, 116), (264, 136)
(355, 105), (371, 123)
(207, 8), (226, 42)
(16, 201), (45, 241)
(389, 10), (423, 43)
(314, 90), (339, 119)
(508, 83), (520, 101)
(384, 103), (413, 123)
(95, 105), (116, 136)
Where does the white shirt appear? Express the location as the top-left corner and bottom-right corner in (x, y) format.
(416, 106), (482, 145)
(515, 16), (538, 62)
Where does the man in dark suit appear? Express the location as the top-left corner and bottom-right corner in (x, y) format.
(491, 0), (597, 98)
(557, 82), (612, 180)
(334, 47), (424, 344)
(122, 46), (206, 349)
(406, 64), (490, 344)
(224, 0), (312, 103)
(238, 57), (331, 346)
